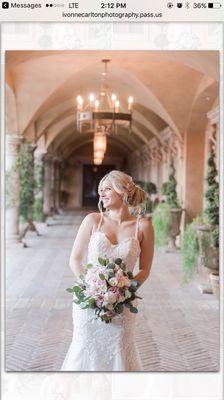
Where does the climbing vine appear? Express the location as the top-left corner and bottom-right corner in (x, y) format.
(5, 164), (19, 209)
(204, 148), (219, 248)
(17, 143), (34, 221)
(33, 161), (44, 221)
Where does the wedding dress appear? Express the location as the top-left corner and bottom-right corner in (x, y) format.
(61, 214), (142, 371)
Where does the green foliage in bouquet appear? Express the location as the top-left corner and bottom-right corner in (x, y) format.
(66, 257), (142, 323)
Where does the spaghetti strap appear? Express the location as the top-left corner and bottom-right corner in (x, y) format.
(97, 213), (104, 232)
(134, 215), (140, 240)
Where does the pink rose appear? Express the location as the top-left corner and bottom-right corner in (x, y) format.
(96, 296), (104, 307)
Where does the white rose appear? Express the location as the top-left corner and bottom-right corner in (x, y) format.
(106, 303), (114, 311)
(103, 291), (117, 305)
(108, 277), (118, 286)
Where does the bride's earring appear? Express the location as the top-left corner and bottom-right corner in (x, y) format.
(123, 194), (129, 205)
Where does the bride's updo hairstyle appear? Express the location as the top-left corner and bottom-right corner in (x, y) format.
(98, 170), (147, 213)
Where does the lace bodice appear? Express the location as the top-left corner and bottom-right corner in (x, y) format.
(88, 213), (141, 270)
(88, 231), (141, 272)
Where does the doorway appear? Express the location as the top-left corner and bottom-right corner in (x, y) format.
(82, 164), (116, 207)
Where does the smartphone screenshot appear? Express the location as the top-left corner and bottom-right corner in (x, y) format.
(1, 1), (223, 400)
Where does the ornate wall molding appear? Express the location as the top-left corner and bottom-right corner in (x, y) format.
(207, 106), (219, 125)
(206, 106), (219, 166)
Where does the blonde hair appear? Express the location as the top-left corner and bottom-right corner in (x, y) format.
(98, 170), (147, 214)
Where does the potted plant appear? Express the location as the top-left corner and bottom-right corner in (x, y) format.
(182, 214), (207, 283)
(161, 161), (182, 251)
(143, 181), (157, 215)
(196, 148), (219, 297)
(182, 149), (219, 298)
(152, 202), (172, 249)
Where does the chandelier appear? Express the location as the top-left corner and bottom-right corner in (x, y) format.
(76, 59), (133, 165)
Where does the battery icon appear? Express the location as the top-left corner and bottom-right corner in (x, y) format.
(208, 2), (222, 7)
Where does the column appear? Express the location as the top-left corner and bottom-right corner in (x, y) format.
(34, 150), (45, 221)
(53, 157), (61, 213)
(43, 154), (54, 218)
(184, 112), (207, 220)
(141, 146), (151, 182)
(25, 143), (36, 224)
(6, 134), (21, 243)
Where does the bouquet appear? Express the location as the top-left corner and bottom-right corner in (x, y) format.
(66, 257), (142, 323)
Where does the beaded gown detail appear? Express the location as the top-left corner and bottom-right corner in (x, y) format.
(61, 215), (142, 371)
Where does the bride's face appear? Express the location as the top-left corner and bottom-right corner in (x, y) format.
(99, 179), (123, 209)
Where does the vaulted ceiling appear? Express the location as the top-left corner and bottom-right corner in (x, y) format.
(5, 50), (219, 161)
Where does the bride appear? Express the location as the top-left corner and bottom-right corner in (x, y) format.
(61, 170), (154, 372)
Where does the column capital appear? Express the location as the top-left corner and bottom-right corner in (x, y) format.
(159, 127), (174, 141)
(140, 145), (151, 165)
(34, 149), (47, 162)
(6, 132), (22, 139)
(26, 142), (37, 152)
(53, 155), (62, 163)
(43, 153), (54, 162)
(6, 133), (21, 152)
(207, 106), (219, 125)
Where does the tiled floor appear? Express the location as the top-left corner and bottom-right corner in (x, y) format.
(5, 211), (219, 371)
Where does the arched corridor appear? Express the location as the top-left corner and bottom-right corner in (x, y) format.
(5, 50), (220, 372)
(6, 50), (219, 238)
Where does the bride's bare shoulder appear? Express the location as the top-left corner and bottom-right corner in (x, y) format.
(139, 215), (153, 231)
(138, 216), (154, 244)
(82, 212), (101, 224)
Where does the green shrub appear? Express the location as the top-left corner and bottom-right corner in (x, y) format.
(161, 182), (168, 196)
(182, 223), (199, 282)
(204, 148), (219, 227)
(134, 180), (157, 214)
(33, 160), (44, 221)
(152, 203), (171, 248)
(163, 162), (181, 208)
(17, 143), (34, 221)
(144, 181), (157, 213)
(33, 197), (43, 222)
(144, 182), (157, 195)
(5, 166), (18, 209)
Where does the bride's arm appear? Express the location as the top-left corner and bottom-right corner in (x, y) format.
(133, 218), (154, 287)
(69, 213), (98, 278)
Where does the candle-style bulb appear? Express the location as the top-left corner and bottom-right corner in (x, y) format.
(95, 100), (99, 111)
(111, 94), (116, 102)
(115, 100), (120, 112)
(89, 94), (95, 103)
(128, 96), (133, 110)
